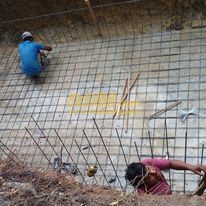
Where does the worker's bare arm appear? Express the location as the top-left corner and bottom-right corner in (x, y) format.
(169, 160), (206, 176)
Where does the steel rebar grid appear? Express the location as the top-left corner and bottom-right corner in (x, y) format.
(83, 129), (110, 186)
(93, 118), (123, 189)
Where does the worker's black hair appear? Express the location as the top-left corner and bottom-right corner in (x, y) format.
(125, 162), (146, 188)
(23, 36), (33, 42)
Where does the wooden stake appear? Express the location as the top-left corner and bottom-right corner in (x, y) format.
(148, 100), (181, 120)
(85, 0), (102, 37)
(113, 72), (141, 118)
(113, 78), (128, 118)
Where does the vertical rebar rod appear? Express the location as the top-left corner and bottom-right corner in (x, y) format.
(93, 118), (123, 189)
(134, 141), (141, 162)
(0, 144), (20, 164)
(125, 69), (131, 133)
(0, 139), (23, 164)
(25, 127), (54, 168)
(115, 128), (128, 166)
(54, 129), (88, 186)
(198, 144), (204, 182)
(183, 131), (187, 194)
(148, 131), (153, 158)
(74, 139), (98, 184)
(200, 144), (204, 165)
(164, 118), (171, 187)
(31, 116), (62, 161)
(83, 129), (110, 186)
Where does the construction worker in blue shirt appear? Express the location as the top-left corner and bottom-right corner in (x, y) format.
(18, 31), (52, 78)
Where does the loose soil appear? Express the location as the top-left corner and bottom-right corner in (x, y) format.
(0, 159), (206, 206)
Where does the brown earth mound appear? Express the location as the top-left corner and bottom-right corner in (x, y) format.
(0, 159), (206, 206)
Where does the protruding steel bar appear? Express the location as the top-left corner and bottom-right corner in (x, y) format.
(0, 143), (20, 164)
(83, 129), (110, 186)
(198, 144), (205, 183)
(74, 139), (98, 184)
(115, 128), (128, 166)
(125, 69), (131, 133)
(201, 144), (204, 165)
(0, 139), (23, 164)
(183, 131), (187, 194)
(134, 141), (141, 162)
(164, 118), (171, 187)
(25, 127), (54, 168)
(54, 129), (88, 186)
(31, 116), (62, 162)
(148, 131), (154, 158)
(93, 118), (123, 189)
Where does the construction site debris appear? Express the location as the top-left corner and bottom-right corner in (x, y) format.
(149, 100), (181, 120)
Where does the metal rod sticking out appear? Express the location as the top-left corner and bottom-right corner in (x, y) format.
(201, 144), (204, 165)
(183, 131), (188, 194)
(31, 116), (62, 162)
(148, 131), (154, 158)
(0, 143), (21, 164)
(164, 118), (171, 187)
(93, 118), (123, 189)
(74, 140), (98, 184)
(83, 129), (110, 186)
(125, 69), (131, 133)
(25, 127), (54, 168)
(0, 139), (23, 164)
(134, 141), (141, 162)
(54, 129), (88, 186)
(115, 128), (128, 166)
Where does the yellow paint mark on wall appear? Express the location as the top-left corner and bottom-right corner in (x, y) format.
(67, 92), (141, 115)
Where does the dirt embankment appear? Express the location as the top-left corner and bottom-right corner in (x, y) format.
(0, 0), (205, 44)
(0, 159), (206, 206)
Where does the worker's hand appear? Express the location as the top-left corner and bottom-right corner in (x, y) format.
(189, 164), (206, 176)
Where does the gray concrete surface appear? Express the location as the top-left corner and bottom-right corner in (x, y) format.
(0, 27), (206, 192)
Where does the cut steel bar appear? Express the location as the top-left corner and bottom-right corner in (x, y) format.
(164, 118), (171, 187)
(115, 128), (128, 166)
(134, 141), (141, 162)
(31, 116), (62, 162)
(85, 0), (102, 37)
(149, 100), (181, 120)
(0, 139), (23, 164)
(183, 131), (187, 194)
(25, 127), (54, 168)
(74, 140), (98, 184)
(0, 144), (21, 164)
(201, 144), (204, 165)
(93, 118), (123, 189)
(83, 129), (110, 186)
(125, 69), (130, 133)
(54, 129), (88, 185)
(148, 131), (153, 158)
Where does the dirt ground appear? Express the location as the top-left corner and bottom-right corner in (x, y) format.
(0, 159), (206, 206)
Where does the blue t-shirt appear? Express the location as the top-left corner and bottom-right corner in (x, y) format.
(18, 40), (45, 77)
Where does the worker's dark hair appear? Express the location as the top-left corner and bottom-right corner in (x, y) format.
(125, 162), (146, 188)
(23, 36), (33, 42)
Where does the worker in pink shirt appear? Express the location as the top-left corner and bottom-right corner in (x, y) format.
(125, 158), (206, 195)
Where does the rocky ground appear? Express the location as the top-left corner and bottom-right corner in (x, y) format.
(0, 159), (206, 206)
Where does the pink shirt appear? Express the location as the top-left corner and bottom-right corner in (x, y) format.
(138, 158), (172, 195)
